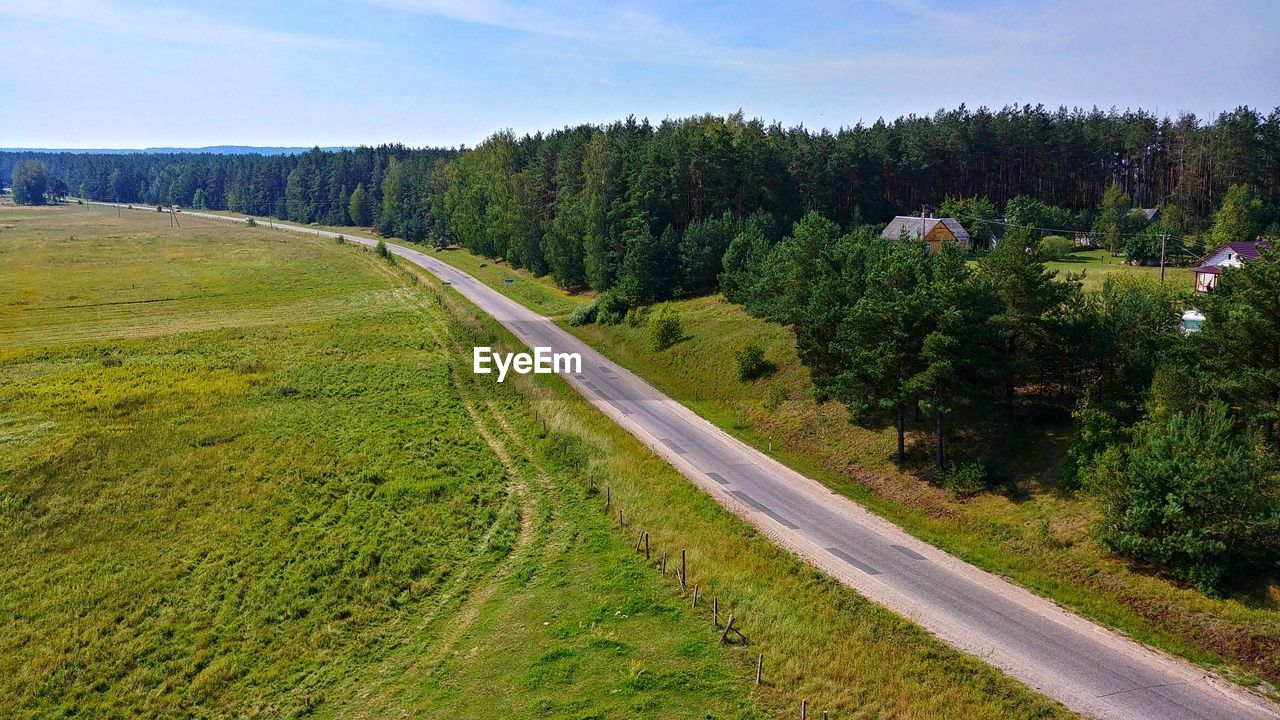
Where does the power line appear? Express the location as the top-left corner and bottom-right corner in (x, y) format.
(921, 203), (1193, 241)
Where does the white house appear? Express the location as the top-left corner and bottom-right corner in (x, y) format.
(1193, 240), (1270, 293)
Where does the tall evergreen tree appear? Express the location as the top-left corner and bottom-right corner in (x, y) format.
(907, 245), (1004, 468)
(830, 237), (929, 461)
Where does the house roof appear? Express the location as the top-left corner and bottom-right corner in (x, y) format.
(1195, 240), (1272, 271)
(880, 216), (971, 243)
(1195, 265), (1222, 275)
(1224, 240), (1271, 260)
(1132, 208), (1160, 223)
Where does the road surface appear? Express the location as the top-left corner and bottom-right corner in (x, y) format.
(101, 203), (1280, 720)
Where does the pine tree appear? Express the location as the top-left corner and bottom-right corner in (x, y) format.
(906, 245), (1004, 468)
(719, 211), (775, 309)
(1101, 402), (1280, 594)
(830, 236), (929, 462)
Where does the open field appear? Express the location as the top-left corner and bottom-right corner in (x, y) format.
(1045, 248), (1193, 292)
(0, 204), (1069, 719)
(0, 205), (750, 719)
(424, 240), (1280, 696)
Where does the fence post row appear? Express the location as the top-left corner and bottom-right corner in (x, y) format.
(594, 472), (767, 705)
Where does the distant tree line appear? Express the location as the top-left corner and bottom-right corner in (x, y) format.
(5, 103), (1279, 274)
(0, 145), (455, 242)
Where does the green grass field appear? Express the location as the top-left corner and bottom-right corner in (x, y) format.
(0, 204), (1070, 719)
(1045, 248), (1193, 292)
(425, 237), (1280, 697)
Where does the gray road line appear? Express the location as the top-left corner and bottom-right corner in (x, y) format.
(704, 471), (730, 485)
(891, 544), (927, 561)
(105, 203), (1278, 720)
(660, 438), (687, 454)
(826, 547), (883, 576)
(731, 490), (801, 530)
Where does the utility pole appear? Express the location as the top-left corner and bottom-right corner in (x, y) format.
(1159, 233), (1167, 281)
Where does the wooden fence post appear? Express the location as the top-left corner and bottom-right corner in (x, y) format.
(713, 597), (719, 627)
(691, 584), (699, 608)
(644, 532), (650, 561)
(605, 485), (611, 512)
(755, 653), (763, 685)
(661, 552), (667, 575)
(720, 615), (735, 642)
(800, 699), (807, 720)
(679, 549), (687, 591)
(618, 508), (624, 528)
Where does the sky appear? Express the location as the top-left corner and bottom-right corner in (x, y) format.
(3, 0), (1278, 149)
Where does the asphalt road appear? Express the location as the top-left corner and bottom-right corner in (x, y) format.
(107, 204), (1280, 719)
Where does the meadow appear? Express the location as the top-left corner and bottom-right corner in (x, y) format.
(1043, 248), (1193, 292)
(0, 204), (1068, 719)
(427, 238), (1280, 697)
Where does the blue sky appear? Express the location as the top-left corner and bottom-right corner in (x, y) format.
(3, 0), (1277, 148)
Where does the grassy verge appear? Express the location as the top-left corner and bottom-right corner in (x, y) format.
(418, 240), (1280, 694)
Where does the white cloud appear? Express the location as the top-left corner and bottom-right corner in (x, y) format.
(9, 0), (371, 51)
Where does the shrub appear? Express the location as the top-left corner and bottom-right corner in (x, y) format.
(1124, 231), (1162, 265)
(1059, 407), (1121, 492)
(335, 234), (346, 245)
(596, 289), (629, 326)
(375, 240), (393, 262)
(624, 307), (648, 328)
(568, 301), (598, 326)
(1100, 402), (1280, 595)
(938, 458), (991, 499)
(734, 342), (774, 382)
(762, 383), (787, 410)
(245, 217), (256, 227)
(650, 304), (684, 351)
(1037, 235), (1074, 260)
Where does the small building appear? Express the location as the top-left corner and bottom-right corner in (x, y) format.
(1193, 240), (1270, 293)
(1131, 208), (1160, 225)
(881, 216), (971, 253)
